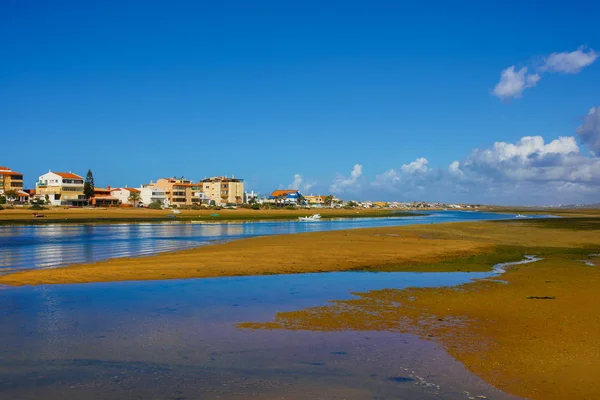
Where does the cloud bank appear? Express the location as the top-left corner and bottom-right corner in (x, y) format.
(492, 47), (597, 100)
(327, 110), (600, 205)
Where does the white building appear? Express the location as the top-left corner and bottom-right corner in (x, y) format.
(139, 185), (169, 207)
(110, 187), (142, 206)
(35, 171), (86, 206)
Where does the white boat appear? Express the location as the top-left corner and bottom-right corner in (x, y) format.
(298, 214), (322, 222)
(514, 214), (528, 218)
(171, 209), (182, 214)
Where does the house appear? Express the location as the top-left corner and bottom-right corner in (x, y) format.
(111, 187), (142, 206)
(91, 187), (120, 207)
(154, 178), (193, 206)
(304, 194), (327, 206)
(269, 189), (306, 205)
(0, 166), (24, 196)
(200, 176), (244, 206)
(36, 171), (87, 206)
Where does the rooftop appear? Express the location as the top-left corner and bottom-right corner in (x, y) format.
(54, 172), (83, 179)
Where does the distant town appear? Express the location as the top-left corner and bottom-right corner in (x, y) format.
(0, 165), (480, 210)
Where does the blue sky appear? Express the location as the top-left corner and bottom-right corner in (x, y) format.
(1, 1), (599, 205)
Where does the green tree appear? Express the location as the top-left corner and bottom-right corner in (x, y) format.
(83, 169), (95, 204)
(128, 191), (141, 207)
(45, 194), (50, 205)
(277, 194), (286, 208)
(0, 195), (6, 204)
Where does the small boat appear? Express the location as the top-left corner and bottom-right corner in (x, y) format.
(171, 209), (181, 214)
(514, 214), (528, 218)
(298, 214), (322, 222)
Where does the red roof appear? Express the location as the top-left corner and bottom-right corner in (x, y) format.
(270, 189), (299, 197)
(55, 172), (83, 179)
(0, 170), (23, 176)
(111, 187), (140, 193)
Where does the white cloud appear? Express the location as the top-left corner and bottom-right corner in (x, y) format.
(492, 46), (597, 100)
(400, 157), (429, 174)
(577, 106), (600, 154)
(363, 135), (600, 205)
(288, 173), (315, 193)
(330, 164), (363, 193)
(492, 66), (540, 100)
(542, 47), (598, 74)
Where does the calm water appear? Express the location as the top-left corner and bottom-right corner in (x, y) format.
(0, 272), (521, 400)
(0, 210), (518, 272)
(0, 211), (531, 399)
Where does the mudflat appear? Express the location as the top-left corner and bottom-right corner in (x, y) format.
(1, 216), (599, 399)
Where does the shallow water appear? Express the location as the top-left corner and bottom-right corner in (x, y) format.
(0, 272), (521, 399)
(0, 210), (523, 272)
(0, 211), (533, 399)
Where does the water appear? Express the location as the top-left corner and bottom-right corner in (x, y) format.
(0, 272), (521, 399)
(0, 211), (532, 399)
(0, 210), (520, 272)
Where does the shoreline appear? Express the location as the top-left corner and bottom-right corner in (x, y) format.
(1, 217), (598, 287)
(0, 207), (416, 225)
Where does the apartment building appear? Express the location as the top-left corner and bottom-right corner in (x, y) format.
(0, 166), (24, 195)
(138, 185), (169, 207)
(154, 178), (193, 206)
(36, 171), (86, 206)
(200, 176), (244, 206)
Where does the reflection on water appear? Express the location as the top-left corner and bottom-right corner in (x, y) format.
(0, 272), (521, 399)
(0, 211), (523, 272)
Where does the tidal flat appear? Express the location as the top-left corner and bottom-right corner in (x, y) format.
(1, 213), (599, 399)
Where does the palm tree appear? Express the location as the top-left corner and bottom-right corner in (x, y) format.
(128, 192), (141, 207)
(276, 194), (283, 208)
(324, 195), (334, 208)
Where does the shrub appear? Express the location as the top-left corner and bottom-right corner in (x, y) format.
(0, 205), (3, 210)
(148, 201), (163, 210)
(212, 206), (222, 210)
(251, 204), (260, 210)
(29, 204), (47, 210)
(0, 196), (6, 205)
(284, 205), (297, 210)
